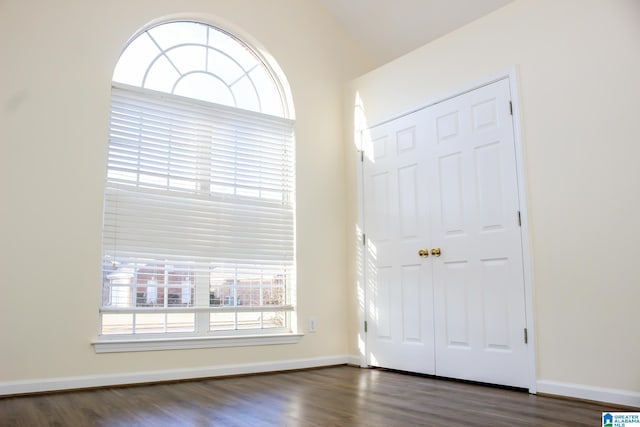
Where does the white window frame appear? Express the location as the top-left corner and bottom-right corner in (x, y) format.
(94, 22), (299, 353)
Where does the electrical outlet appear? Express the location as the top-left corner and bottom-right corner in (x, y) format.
(308, 317), (317, 333)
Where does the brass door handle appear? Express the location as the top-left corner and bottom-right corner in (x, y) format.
(431, 248), (441, 257)
(418, 249), (429, 258)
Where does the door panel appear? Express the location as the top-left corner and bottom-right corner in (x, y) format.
(439, 153), (465, 235)
(481, 257), (511, 348)
(398, 164), (419, 238)
(475, 142), (505, 230)
(442, 260), (470, 347)
(400, 265), (422, 342)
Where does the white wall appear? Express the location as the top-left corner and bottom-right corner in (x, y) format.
(0, 0), (372, 386)
(346, 0), (640, 399)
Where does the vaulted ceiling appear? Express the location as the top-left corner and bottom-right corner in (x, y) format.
(317, 0), (514, 66)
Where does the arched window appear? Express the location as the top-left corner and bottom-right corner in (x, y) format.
(112, 21), (289, 117)
(98, 21), (296, 347)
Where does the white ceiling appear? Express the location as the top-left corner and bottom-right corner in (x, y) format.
(317, 0), (514, 65)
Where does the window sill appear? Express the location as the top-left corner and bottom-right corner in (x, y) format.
(92, 333), (303, 354)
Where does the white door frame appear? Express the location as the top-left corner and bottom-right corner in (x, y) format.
(355, 67), (537, 393)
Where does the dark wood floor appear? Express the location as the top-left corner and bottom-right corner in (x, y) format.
(0, 365), (631, 426)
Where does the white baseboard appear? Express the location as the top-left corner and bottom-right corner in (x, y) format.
(347, 354), (363, 366)
(0, 355), (350, 396)
(6, 360), (638, 408)
(537, 380), (640, 408)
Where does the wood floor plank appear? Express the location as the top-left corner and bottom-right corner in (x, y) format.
(0, 366), (633, 426)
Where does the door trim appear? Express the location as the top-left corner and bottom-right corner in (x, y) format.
(355, 67), (537, 393)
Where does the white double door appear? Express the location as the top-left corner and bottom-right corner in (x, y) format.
(363, 79), (529, 388)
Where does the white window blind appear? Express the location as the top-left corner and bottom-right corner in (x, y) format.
(101, 84), (295, 336)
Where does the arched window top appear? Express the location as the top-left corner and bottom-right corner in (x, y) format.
(113, 21), (289, 118)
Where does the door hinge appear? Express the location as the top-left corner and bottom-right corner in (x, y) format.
(362, 233), (366, 246)
(517, 211), (522, 227)
(524, 327), (528, 344)
(509, 101), (513, 116)
(364, 320), (368, 333)
(360, 150), (364, 162)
